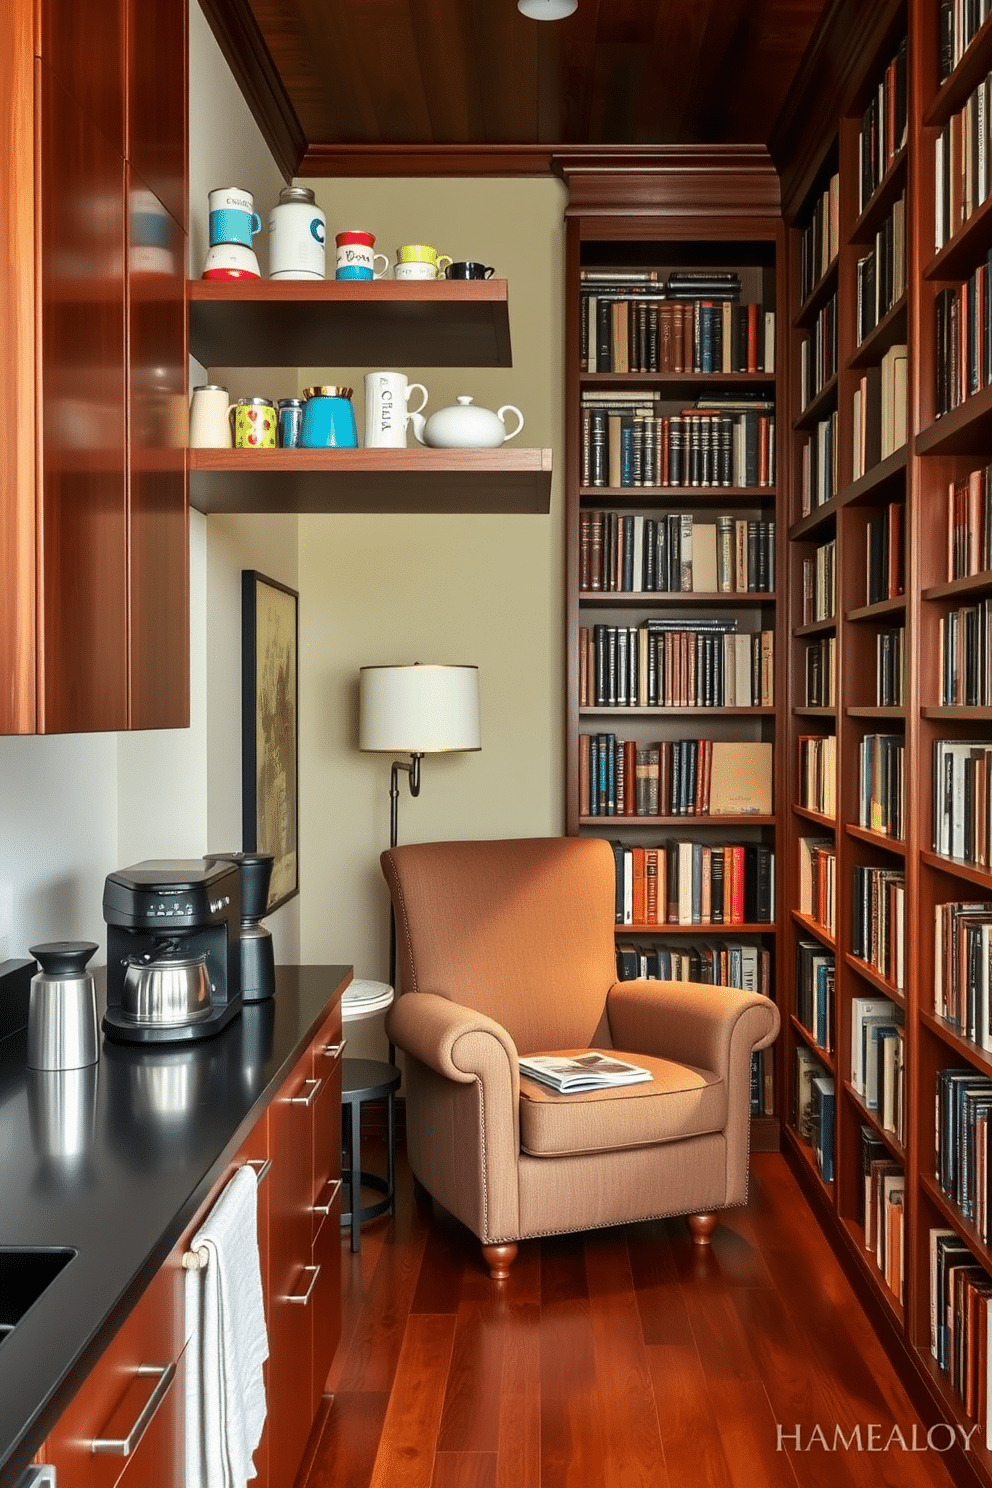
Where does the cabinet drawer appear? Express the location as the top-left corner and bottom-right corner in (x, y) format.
(43, 1262), (183, 1488)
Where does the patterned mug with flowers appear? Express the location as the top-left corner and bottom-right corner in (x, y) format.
(233, 397), (277, 448)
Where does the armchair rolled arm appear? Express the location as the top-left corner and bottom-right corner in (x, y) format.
(386, 991), (520, 1095)
(607, 979), (780, 1079)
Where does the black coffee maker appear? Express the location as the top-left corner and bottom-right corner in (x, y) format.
(102, 859), (242, 1044)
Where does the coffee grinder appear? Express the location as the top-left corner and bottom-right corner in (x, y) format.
(204, 852), (276, 1001)
(102, 859), (242, 1044)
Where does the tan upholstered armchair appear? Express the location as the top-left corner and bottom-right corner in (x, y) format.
(382, 836), (780, 1279)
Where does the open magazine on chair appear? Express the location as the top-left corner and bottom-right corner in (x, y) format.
(518, 1051), (653, 1093)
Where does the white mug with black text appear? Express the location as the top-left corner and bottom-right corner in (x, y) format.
(363, 371), (428, 449)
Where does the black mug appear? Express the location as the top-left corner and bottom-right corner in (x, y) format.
(445, 261), (495, 280)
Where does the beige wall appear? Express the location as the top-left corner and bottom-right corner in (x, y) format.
(296, 176), (567, 1055)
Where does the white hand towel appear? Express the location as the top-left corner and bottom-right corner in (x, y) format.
(185, 1164), (269, 1488)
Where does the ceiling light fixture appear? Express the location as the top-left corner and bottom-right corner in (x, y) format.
(518, 0), (578, 19)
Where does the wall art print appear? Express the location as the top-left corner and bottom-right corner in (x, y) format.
(242, 570), (299, 911)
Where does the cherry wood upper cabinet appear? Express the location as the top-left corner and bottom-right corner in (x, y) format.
(38, 62), (129, 734)
(127, 0), (187, 231)
(40, 0), (125, 156)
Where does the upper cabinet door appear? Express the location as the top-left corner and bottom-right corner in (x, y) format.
(127, 0), (187, 231)
(38, 62), (128, 734)
(40, 0), (125, 155)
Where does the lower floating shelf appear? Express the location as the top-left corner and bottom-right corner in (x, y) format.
(188, 446), (553, 515)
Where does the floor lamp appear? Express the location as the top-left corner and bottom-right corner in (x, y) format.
(359, 663), (481, 996)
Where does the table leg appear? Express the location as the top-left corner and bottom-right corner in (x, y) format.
(349, 1097), (362, 1253)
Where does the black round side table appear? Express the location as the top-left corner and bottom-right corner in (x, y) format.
(340, 1056), (401, 1253)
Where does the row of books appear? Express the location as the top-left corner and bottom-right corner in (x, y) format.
(580, 398), (777, 489)
(851, 995), (904, 1137)
(934, 900), (992, 1048)
(852, 343), (909, 475)
(798, 733), (837, 818)
(796, 939), (835, 1051)
(800, 412), (838, 514)
(858, 37), (908, 214)
(851, 864), (905, 991)
(941, 600), (992, 706)
(615, 938), (772, 994)
(866, 501), (905, 605)
(929, 1227), (992, 1441)
(799, 837), (836, 937)
(934, 67), (992, 252)
(799, 172), (840, 304)
(940, 0), (992, 82)
(610, 840), (775, 927)
(579, 736), (773, 819)
(933, 738), (992, 865)
(855, 190), (907, 345)
(582, 292), (774, 375)
(795, 1047), (835, 1182)
(804, 635), (836, 708)
(799, 293), (838, 410)
(859, 732), (905, 839)
(862, 1136), (904, 1301)
(875, 627), (905, 708)
(579, 512), (775, 595)
(948, 464), (992, 580)
(801, 539), (836, 625)
(936, 1067), (992, 1234)
(935, 264), (992, 418)
(579, 622), (775, 709)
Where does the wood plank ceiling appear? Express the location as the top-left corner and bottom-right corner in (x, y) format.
(200, 0), (831, 178)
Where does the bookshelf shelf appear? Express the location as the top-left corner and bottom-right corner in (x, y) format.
(839, 1216), (905, 1321)
(924, 12), (992, 126)
(924, 188), (992, 283)
(846, 595), (907, 621)
(846, 705), (906, 721)
(794, 374), (839, 431)
(920, 1008), (992, 1075)
(923, 570), (992, 601)
(836, 446), (909, 508)
(920, 1173), (992, 1278)
(848, 292), (908, 370)
(843, 953), (905, 1005)
(793, 705), (837, 719)
(845, 823), (906, 855)
(793, 618), (836, 638)
(843, 1081), (905, 1162)
(793, 805), (837, 829)
(916, 382), (992, 456)
(921, 705), (992, 722)
(789, 498), (839, 541)
(920, 848), (992, 889)
(848, 146), (908, 245)
(562, 161), (784, 1139)
(791, 910), (835, 950)
(790, 1014), (835, 1069)
(785, 1126), (836, 1197)
(793, 259), (839, 329)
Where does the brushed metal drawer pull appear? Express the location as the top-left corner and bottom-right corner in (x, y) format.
(290, 1077), (322, 1108)
(321, 1040), (346, 1059)
(246, 1157), (271, 1185)
(313, 1178), (342, 1216)
(91, 1361), (176, 1455)
(284, 1264), (320, 1306)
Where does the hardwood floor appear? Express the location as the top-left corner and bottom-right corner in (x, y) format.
(300, 1146), (960, 1488)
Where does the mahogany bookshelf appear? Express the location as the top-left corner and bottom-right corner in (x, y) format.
(774, 0), (992, 1475)
(556, 150), (786, 1140)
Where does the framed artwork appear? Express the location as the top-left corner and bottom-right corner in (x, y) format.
(242, 570), (299, 912)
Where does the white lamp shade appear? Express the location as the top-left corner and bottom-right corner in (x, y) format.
(359, 664), (481, 754)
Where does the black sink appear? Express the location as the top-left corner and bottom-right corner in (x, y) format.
(0, 1247), (75, 1343)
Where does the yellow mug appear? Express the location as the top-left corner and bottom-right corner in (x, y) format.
(232, 397), (276, 449)
(396, 243), (452, 273)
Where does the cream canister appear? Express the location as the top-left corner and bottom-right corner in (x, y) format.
(268, 186), (326, 280)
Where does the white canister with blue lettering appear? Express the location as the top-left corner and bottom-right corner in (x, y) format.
(268, 186), (326, 279)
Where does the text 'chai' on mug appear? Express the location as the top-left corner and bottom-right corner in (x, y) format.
(233, 397), (276, 449)
(393, 261), (438, 280)
(189, 385), (234, 449)
(208, 186), (263, 248)
(335, 230), (389, 281)
(445, 261), (496, 280)
(363, 371), (429, 449)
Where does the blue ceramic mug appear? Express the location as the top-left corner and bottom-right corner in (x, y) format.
(300, 386), (359, 448)
(208, 187), (263, 247)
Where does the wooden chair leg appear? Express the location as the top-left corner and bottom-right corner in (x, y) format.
(481, 1242), (518, 1280)
(687, 1213), (718, 1246)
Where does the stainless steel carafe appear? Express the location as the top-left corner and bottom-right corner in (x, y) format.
(26, 942), (100, 1070)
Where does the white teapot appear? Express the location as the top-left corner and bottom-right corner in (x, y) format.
(410, 395), (524, 448)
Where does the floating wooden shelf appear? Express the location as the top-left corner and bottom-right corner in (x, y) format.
(188, 446), (553, 515)
(188, 279), (512, 368)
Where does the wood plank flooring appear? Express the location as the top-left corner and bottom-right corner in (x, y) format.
(300, 1147), (961, 1488)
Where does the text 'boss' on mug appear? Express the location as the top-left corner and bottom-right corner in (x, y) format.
(364, 372), (429, 448)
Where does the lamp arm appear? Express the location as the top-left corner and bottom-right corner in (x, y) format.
(388, 753), (423, 849)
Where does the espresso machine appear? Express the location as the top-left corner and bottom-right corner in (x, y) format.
(102, 859), (242, 1044)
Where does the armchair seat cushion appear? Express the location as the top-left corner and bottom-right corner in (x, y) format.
(518, 1049), (726, 1158)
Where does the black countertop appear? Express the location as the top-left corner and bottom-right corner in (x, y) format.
(0, 964), (350, 1488)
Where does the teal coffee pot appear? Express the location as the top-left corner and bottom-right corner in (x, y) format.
(301, 385), (359, 448)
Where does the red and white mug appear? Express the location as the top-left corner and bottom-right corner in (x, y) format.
(335, 230), (389, 281)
